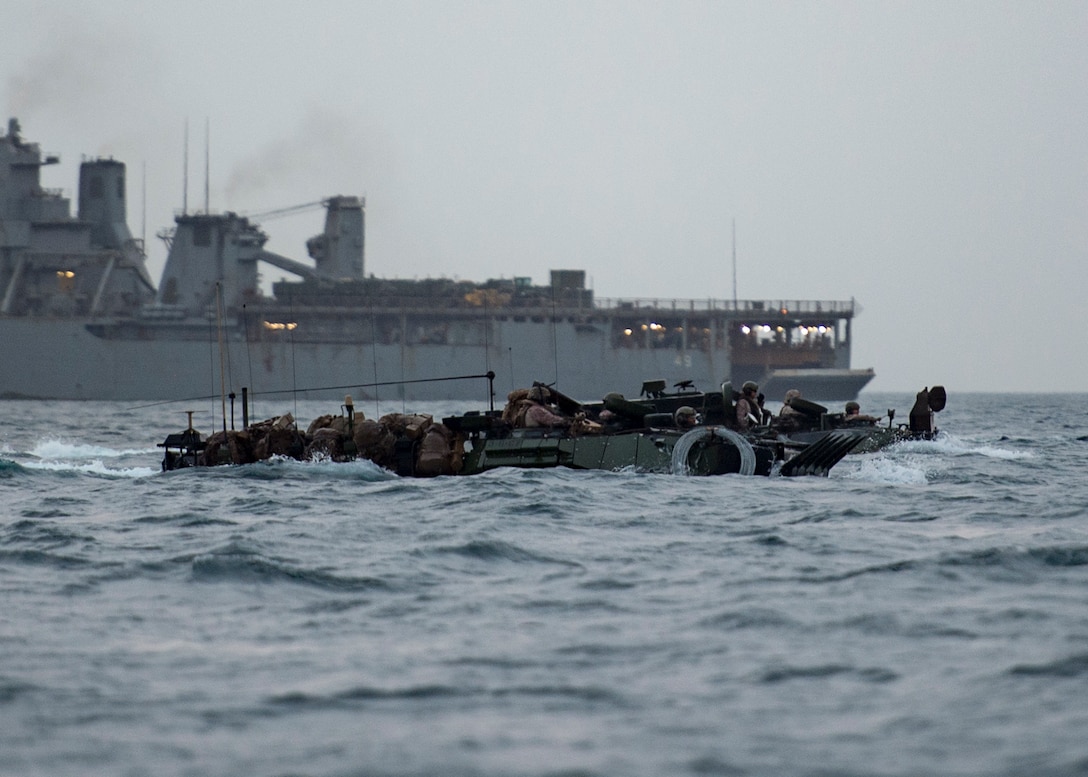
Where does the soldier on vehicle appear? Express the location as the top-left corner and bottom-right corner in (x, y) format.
(674, 406), (698, 429)
(736, 381), (762, 430)
(522, 386), (571, 429)
(779, 389), (804, 418)
(843, 400), (879, 424)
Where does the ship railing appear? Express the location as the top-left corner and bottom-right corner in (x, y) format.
(593, 298), (857, 316)
(247, 296), (858, 319)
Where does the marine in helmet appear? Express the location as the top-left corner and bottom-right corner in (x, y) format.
(771, 387), (809, 432)
(522, 385), (570, 429)
(779, 389), (803, 418)
(674, 405), (698, 429)
(843, 400), (879, 424)
(736, 381), (762, 431)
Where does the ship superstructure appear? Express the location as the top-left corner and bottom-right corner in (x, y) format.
(0, 119), (155, 319)
(0, 119), (873, 402)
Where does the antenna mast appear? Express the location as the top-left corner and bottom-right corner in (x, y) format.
(731, 218), (737, 306)
(204, 118), (210, 214)
(141, 161), (147, 249)
(182, 119), (189, 216)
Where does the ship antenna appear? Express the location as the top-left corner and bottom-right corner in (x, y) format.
(141, 162), (147, 250)
(370, 313), (380, 417)
(204, 118), (210, 214)
(481, 294), (496, 409)
(550, 282), (560, 392)
(216, 283), (228, 434)
(731, 217), (737, 307)
(183, 119), (189, 216)
(242, 304), (256, 419)
(289, 295), (299, 424)
(482, 292), (491, 374)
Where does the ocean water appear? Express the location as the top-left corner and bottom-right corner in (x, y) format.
(2, 392), (1087, 777)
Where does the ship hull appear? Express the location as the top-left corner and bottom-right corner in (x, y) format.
(0, 316), (732, 403)
(758, 368), (875, 402)
(0, 317), (876, 404)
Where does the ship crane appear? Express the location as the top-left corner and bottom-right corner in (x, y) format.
(243, 199), (327, 222)
(157, 199), (328, 251)
(246, 195), (366, 283)
(156, 225), (176, 251)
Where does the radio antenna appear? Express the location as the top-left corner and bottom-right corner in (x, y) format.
(204, 118), (210, 214)
(732, 217), (737, 306)
(182, 119), (189, 216)
(141, 161), (147, 249)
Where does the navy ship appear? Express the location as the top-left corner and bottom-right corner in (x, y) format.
(0, 119), (874, 403)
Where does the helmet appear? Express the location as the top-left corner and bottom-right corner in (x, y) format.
(845, 401), (860, 414)
(742, 381), (759, 393)
(527, 386), (549, 403)
(784, 389), (801, 404)
(674, 406), (696, 421)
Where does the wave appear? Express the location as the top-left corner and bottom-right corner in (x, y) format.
(1008, 652), (1088, 678)
(882, 433), (1033, 462)
(262, 681), (627, 709)
(0, 457), (27, 476)
(698, 606), (800, 630)
(20, 458), (158, 479)
(837, 455), (932, 485)
(0, 547), (96, 570)
(0, 437), (160, 478)
(426, 539), (583, 570)
(932, 434), (1034, 460)
(833, 431), (1034, 486)
(188, 540), (393, 590)
(1, 455), (157, 479)
(800, 543), (1088, 589)
(162, 455), (398, 482)
(30, 438), (159, 460)
(758, 663), (899, 684)
(938, 544), (1088, 570)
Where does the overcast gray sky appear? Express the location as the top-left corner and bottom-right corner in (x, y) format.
(3, 0), (1085, 392)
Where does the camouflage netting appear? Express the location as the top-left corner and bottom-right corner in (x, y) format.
(415, 423), (463, 476)
(353, 419), (396, 469)
(378, 413), (433, 439)
(305, 414), (352, 437)
(197, 408), (463, 475)
(199, 414), (306, 464)
(248, 414), (305, 460)
(202, 430), (255, 465)
(306, 427), (351, 461)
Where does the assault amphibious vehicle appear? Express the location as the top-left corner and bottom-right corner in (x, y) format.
(159, 376), (889, 477)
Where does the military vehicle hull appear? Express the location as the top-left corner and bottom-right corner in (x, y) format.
(770, 385), (947, 453)
(456, 425), (862, 477)
(159, 379), (866, 477)
(160, 414), (863, 478)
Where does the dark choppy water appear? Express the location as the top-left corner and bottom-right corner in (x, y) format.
(2, 392), (1087, 777)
